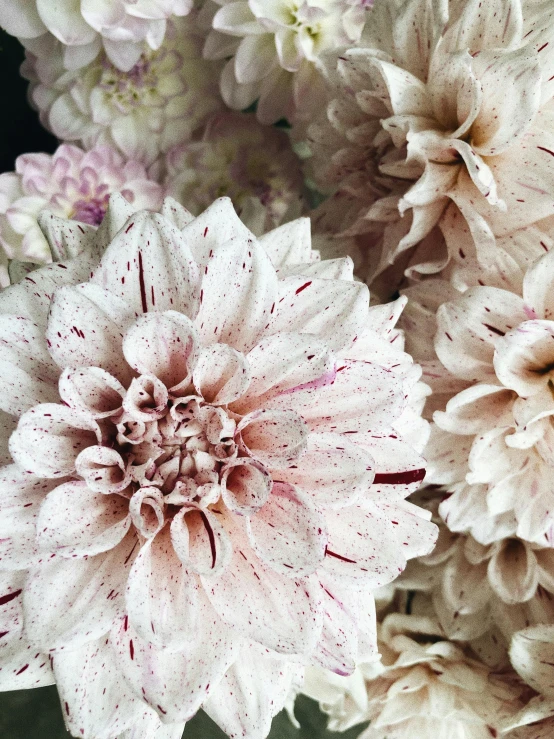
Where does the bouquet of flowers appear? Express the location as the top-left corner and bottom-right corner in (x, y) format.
(1, 1), (554, 737)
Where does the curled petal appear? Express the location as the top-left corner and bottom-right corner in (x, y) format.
(9, 403), (100, 478)
(122, 311), (198, 390)
(75, 446), (131, 495)
(193, 343), (250, 405)
(123, 374), (168, 422)
(493, 320), (554, 397)
(129, 487), (165, 539)
(37, 480), (131, 557)
(221, 458), (272, 515)
(171, 506), (231, 577)
(237, 409), (308, 468)
(510, 624), (554, 698)
(246, 482), (327, 577)
(59, 367), (125, 419)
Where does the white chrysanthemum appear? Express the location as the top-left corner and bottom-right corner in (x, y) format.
(0, 0), (193, 71)
(0, 194), (436, 738)
(164, 112), (305, 234)
(305, 0), (554, 289)
(23, 14), (223, 166)
(202, 0), (371, 124)
(303, 612), (524, 738)
(0, 144), (163, 285)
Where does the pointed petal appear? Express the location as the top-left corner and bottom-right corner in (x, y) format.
(46, 283), (135, 383)
(23, 531), (139, 651)
(277, 432), (375, 509)
(160, 197), (194, 228)
(95, 192), (136, 247)
(510, 624), (554, 698)
(246, 482), (326, 578)
(37, 211), (98, 261)
(122, 311), (198, 390)
(9, 403), (99, 478)
(37, 481), (131, 557)
(270, 276), (369, 352)
(195, 236), (278, 353)
(258, 218), (313, 268)
(92, 211), (200, 317)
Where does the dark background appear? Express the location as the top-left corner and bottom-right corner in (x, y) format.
(0, 26), (368, 739)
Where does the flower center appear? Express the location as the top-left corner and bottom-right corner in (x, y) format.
(100, 52), (161, 110)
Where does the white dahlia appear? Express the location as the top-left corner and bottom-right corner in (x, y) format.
(305, 0), (554, 288)
(0, 194), (435, 737)
(303, 612), (524, 738)
(24, 14), (224, 166)
(0, 143), (163, 285)
(164, 112), (305, 234)
(202, 0), (371, 124)
(0, 0), (192, 72)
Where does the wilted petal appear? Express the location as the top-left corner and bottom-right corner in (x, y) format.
(126, 526), (199, 650)
(9, 403), (100, 478)
(246, 482), (326, 577)
(122, 311), (198, 390)
(37, 481), (131, 557)
(23, 531), (139, 651)
(237, 409), (308, 468)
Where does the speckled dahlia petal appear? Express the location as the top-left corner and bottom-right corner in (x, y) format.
(0, 314), (60, 415)
(493, 319), (554, 397)
(9, 403), (100, 478)
(91, 211), (200, 317)
(120, 712), (185, 739)
(111, 597), (236, 723)
(204, 642), (302, 739)
(36, 480), (131, 557)
(23, 531), (139, 651)
(270, 276), (369, 353)
(237, 409), (308, 468)
(510, 624), (554, 698)
(276, 432), (375, 509)
(203, 516), (322, 655)
(312, 578), (360, 675)
(58, 366), (125, 419)
(46, 283), (135, 383)
(193, 343), (250, 405)
(522, 247), (554, 319)
(194, 235), (278, 353)
(38, 212), (98, 262)
(0, 571), (53, 690)
(258, 218), (313, 269)
(125, 526), (199, 651)
(52, 636), (141, 739)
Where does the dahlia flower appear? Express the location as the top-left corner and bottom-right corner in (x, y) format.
(0, 194), (435, 737)
(24, 14), (223, 166)
(164, 112), (305, 234)
(0, 144), (163, 285)
(202, 0), (370, 124)
(303, 612), (524, 738)
(0, 0), (192, 72)
(305, 0), (554, 287)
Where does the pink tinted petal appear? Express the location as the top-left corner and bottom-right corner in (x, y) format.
(122, 311), (198, 389)
(129, 487), (165, 539)
(0, 315), (59, 415)
(237, 409), (308, 468)
(0, 571), (53, 691)
(9, 403), (100, 478)
(221, 458), (272, 516)
(234, 332), (333, 413)
(204, 643), (302, 739)
(23, 531), (139, 651)
(59, 367), (125, 419)
(171, 507), (231, 577)
(270, 276), (369, 352)
(195, 236), (278, 353)
(277, 432), (375, 509)
(265, 361), (404, 433)
(92, 211), (200, 317)
(323, 504), (407, 588)
(37, 481), (131, 557)
(193, 343), (250, 405)
(123, 374), (168, 422)
(111, 595), (236, 723)
(126, 526), (199, 650)
(246, 482), (327, 577)
(75, 446), (131, 495)
(0, 465), (60, 570)
(204, 516), (322, 655)
(46, 283), (135, 383)
(53, 637), (139, 739)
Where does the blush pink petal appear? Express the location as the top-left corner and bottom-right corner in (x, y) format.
(58, 366), (126, 419)
(220, 458), (272, 516)
(237, 408), (309, 468)
(193, 343), (250, 405)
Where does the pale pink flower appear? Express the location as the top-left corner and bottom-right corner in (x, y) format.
(164, 112), (305, 234)
(24, 14), (224, 166)
(303, 612), (525, 738)
(0, 194), (435, 737)
(0, 144), (163, 285)
(305, 0), (554, 289)
(0, 0), (193, 71)
(202, 0), (370, 124)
